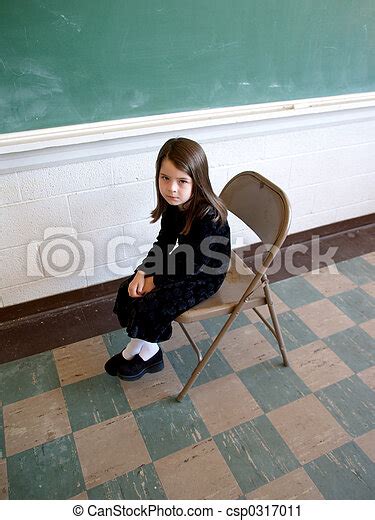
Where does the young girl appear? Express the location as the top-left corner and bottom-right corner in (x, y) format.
(105, 137), (231, 381)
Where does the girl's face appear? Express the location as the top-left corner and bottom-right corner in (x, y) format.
(158, 158), (193, 208)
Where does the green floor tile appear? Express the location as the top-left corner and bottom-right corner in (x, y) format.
(255, 311), (318, 351)
(87, 463), (166, 500)
(324, 326), (375, 372)
(7, 434), (85, 499)
(133, 396), (209, 461)
(330, 288), (375, 323)
(201, 312), (251, 338)
(271, 277), (324, 309)
(214, 415), (300, 494)
(336, 257), (375, 285)
(102, 328), (131, 356)
(316, 375), (375, 437)
(305, 442), (375, 499)
(0, 407), (4, 458)
(0, 351), (60, 406)
(63, 373), (130, 431)
(238, 358), (310, 412)
(167, 339), (233, 388)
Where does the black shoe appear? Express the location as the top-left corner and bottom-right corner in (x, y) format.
(104, 352), (125, 376)
(117, 349), (164, 381)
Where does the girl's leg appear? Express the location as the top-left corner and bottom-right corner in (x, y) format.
(104, 337), (144, 376)
(117, 342), (163, 381)
(139, 340), (159, 361)
(122, 338), (144, 360)
(105, 338), (161, 376)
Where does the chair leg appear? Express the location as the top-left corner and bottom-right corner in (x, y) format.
(176, 311), (240, 401)
(262, 276), (289, 367)
(176, 356), (207, 402)
(176, 335), (222, 402)
(177, 322), (202, 362)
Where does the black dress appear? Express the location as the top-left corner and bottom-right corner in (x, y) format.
(113, 205), (231, 343)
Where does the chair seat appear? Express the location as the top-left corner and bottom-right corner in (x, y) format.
(175, 252), (266, 324)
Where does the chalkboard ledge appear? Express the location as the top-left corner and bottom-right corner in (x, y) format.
(1, 92), (374, 156)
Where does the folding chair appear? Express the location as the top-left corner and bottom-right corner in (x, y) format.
(174, 171), (292, 402)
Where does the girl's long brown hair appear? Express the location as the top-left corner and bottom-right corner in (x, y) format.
(151, 137), (228, 235)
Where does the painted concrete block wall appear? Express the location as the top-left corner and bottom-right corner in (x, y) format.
(0, 112), (374, 307)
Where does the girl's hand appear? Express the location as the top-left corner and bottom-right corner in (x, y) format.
(128, 271), (146, 298)
(141, 276), (155, 295)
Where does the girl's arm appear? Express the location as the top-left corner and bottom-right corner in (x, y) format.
(128, 270), (146, 298)
(153, 211), (231, 286)
(135, 207), (178, 277)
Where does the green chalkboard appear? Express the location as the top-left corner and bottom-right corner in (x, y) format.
(1, 0), (374, 134)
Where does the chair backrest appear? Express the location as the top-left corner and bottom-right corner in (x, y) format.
(220, 171), (291, 270)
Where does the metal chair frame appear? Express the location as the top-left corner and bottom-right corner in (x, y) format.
(174, 171), (292, 402)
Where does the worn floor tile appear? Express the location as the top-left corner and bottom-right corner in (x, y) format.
(238, 358), (310, 413)
(330, 288), (375, 324)
(74, 413), (150, 490)
(336, 257), (375, 285)
(162, 321), (209, 352)
(201, 312), (251, 338)
(0, 459), (8, 500)
(267, 394), (351, 465)
(54, 336), (109, 385)
(288, 340), (353, 391)
(357, 366), (375, 391)
(219, 325), (278, 371)
(294, 300), (355, 338)
(4, 388), (71, 457)
(354, 430), (375, 462)
(362, 252), (375, 265)
(7, 434), (85, 499)
(271, 277), (324, 309)
(70, 491), (89, 500)
(361, 282), (375, 298)
(120, 356), (182, 409)
(63, 373), (130, 431)
(167, 340), (233, 388)
(0, 351), (60, 406)
(243, 292), (290, 323)
(155, 438), (241, 500)
(255, 311), (318, 351)
(305, 442), (375, 500)
(2, 252), (375, 501)
(155, 439), (241, 500)
(189, 374), (263, 436)
(87, 463), (166, 500)
(214, 415), (300, 494)
(324, 327), (375, 372)
(360, 318), (375, 338)
(303, 266), (356, 297)
(316, 375), (375, 437)
(102, 328), (131, 357)
(246, 468), (323, 500)
(133, 397), (209, 461)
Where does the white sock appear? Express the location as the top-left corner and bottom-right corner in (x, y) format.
(122, 338), (144, 360)
(139, 341), (159, 361)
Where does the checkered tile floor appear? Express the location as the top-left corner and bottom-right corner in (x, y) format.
(0, 253), (374, 500)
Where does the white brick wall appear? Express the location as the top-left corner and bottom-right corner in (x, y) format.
(0, 108), (374, 307)
(0, 173), (21, 205)
(17, 159), (113, 200)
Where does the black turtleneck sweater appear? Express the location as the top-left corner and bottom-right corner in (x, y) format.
(136, 205), (231, 287)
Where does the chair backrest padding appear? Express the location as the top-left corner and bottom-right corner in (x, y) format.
(220, 171), (291, 251)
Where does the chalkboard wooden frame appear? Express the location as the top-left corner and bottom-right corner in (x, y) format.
(1, 92), (374, 155)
